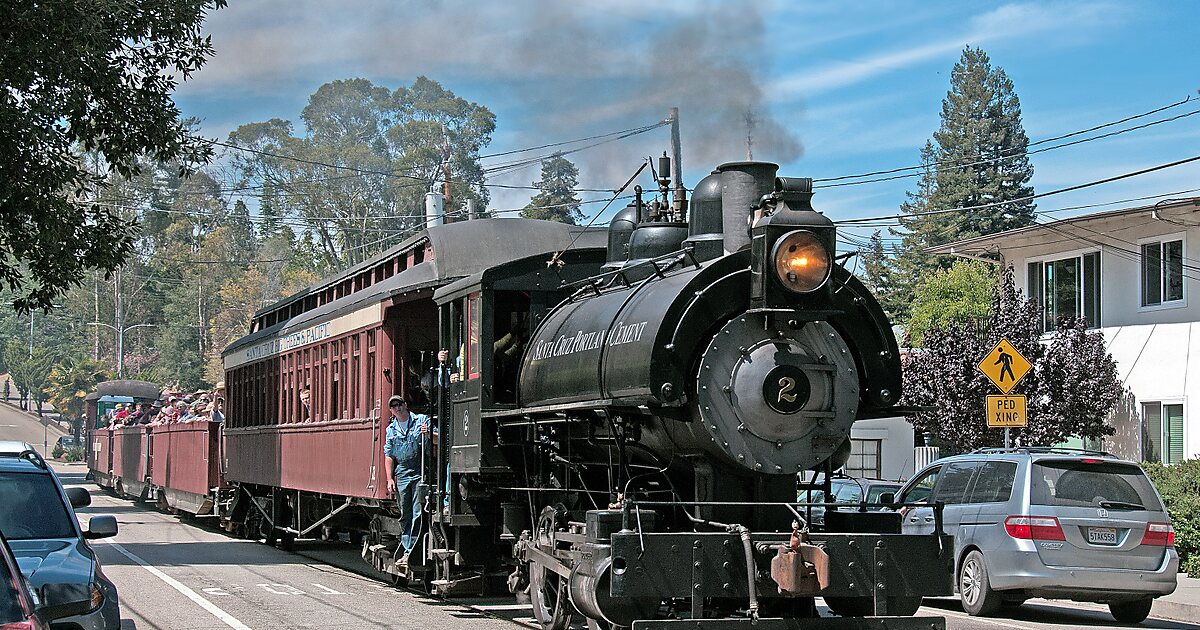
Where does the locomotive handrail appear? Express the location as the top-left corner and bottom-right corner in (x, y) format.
(562, 249), (694, 300)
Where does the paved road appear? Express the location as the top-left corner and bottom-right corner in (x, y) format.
(60, 472), (1196, 630)
(0, 396), (65, 457)
(59, 465), (524, 629)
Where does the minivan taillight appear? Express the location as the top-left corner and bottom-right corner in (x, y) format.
(0, 620), (38, 630)
(1004, 515), (1065, 540)
(1141, 522), (1175, 547)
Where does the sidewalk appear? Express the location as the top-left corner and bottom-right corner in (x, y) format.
(1153, 573), (1200, 623)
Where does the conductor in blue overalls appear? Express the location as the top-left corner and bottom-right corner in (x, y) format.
(384, 391), (436, 568)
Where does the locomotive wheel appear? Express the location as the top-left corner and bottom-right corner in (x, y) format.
(530, 507), (571, 630)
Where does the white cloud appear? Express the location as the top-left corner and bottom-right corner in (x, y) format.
(769, 1), (1121, 99)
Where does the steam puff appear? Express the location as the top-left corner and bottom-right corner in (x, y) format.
(188, 1), (802, 186)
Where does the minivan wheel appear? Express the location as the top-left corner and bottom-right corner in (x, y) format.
(1109, 598), (1153, 623)
(959, 550), (1001, 616)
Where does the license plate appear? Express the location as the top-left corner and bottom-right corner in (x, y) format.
(1087, 527), (1118, 545)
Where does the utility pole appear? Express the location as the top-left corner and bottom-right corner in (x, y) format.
(441, 127), (453, 222)
(669, 107), (687, 217)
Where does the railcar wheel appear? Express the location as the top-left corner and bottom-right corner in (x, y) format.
(530, 507), (571, 630)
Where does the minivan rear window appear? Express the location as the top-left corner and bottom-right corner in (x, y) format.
(1030, 460), (1164, 511)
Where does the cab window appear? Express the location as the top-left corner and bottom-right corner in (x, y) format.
(466, 293), (481, 380)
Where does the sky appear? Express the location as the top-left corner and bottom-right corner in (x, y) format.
(174, 0), (1200, 250)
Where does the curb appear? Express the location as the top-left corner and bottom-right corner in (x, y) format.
(1152, 597), (1198, 623)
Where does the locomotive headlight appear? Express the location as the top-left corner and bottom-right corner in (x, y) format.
(771, 230), (830, 293)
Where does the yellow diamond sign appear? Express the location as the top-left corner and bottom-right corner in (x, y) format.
(978, 338), (1031, 394)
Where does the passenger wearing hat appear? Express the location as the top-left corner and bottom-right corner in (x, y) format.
(383, 393), (436, 569)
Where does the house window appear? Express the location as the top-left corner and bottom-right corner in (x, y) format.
(1142, 402), (1184, 464)
(1027, 251), (1101, 332)
(843, 439), (882, 479)
(1141, 238), (1184, 307)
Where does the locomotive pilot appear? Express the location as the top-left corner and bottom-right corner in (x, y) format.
(384, 392), (436, 568)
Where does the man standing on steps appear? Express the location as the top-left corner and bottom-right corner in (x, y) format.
(383, 392), (435, 569)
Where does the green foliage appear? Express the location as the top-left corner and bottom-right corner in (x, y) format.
(0, 0), (224, 311)
(858, 231), (904, 321)
(888, 47), (1035, 326)
(52, 444), (64, 460)
(1142, 460), (1200, 574)
(66, 446), (85, 463)
(5, 340), (55, 411)
(904, 267), (1118, 452)
(522, 153), (583, 224)
(45, 357), (109, 423)
(229, 76), (496, 270)
(907, 260), (995, 346)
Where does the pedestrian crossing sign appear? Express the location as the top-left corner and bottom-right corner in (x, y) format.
(978, 338), (1031, 394)
(986, 395), (1027, 428)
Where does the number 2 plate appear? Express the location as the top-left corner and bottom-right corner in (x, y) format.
(1087, 527), (1118, 545)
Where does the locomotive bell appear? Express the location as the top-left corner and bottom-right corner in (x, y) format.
(750, 177), (837, 311)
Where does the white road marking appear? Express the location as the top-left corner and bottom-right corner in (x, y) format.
(310, 583), (347, 595)
(107, 542), (252, 630)
(258, 583), (306, 595)
(938, 608), (1040, 630)
(202, 587), (231, 596)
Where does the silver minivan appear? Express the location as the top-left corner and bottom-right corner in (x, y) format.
(894, 448), (1178, 623)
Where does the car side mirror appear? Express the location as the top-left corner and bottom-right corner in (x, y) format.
(66, 486), (91, 509)
(878, 492), (896, 506)
(37, 583), (93, 621)
(85, 515), (117, 539)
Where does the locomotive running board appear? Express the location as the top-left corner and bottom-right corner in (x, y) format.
(632, 617), (944, 630)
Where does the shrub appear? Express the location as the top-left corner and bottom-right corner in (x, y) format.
(51, 444), (64, 459)
(1142, 460), (1200, 574)
(66, 446), (84, 462)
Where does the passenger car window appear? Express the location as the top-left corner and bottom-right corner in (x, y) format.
(967, 461), (1017, 503)
(833, 482), (863, 503)
(1030, 460), (1164, 510)
(866, 484), (901, 503)
(899, 466), (940, 503)
(0, 472), (76, 539)
(933, 462), (978, 505)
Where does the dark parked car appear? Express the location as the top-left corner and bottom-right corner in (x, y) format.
(0, 449), (120, 630)
(1, 533), (49, 630)
(54, 436), (79, 451)
(799, 476), (903, 527)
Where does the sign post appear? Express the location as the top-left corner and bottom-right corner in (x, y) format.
(978, 339), (1032, 447)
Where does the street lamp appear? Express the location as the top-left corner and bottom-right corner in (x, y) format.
(87, 321), (156, 377)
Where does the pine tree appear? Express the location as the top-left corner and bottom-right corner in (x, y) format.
(889, 47), (1036, 326)
(522, 153), (583, 224)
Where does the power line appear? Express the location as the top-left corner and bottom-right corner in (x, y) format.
(836, 154), (1200, 226)
(813, 95), (1195, 186)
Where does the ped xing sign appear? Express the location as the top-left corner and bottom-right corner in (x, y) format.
(986, 395), (1027, 428)
(978, 338), (1031, 394)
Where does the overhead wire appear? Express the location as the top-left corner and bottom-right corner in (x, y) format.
(813, 95), (1196, 187)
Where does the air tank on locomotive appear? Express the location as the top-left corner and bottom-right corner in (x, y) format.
(518, 161), (902, 476)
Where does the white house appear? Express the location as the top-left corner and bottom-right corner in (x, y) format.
(929, 197), (1200, 463)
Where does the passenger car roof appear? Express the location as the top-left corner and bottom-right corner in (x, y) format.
(0, 441), (34, 456)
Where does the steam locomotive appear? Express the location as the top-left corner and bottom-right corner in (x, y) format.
(87, 158), (953, 630)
